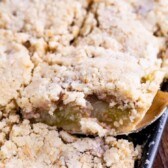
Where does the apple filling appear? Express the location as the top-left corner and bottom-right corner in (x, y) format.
(37, 96), (133, 133)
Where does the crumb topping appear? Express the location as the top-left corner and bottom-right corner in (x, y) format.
(0, 118), (141, 168)
(0, 0), (167, 167)
(0, 0), (166, 135)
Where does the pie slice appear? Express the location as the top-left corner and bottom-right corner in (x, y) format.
(0, 0), (166, 136)
(17, 46), (164, 135)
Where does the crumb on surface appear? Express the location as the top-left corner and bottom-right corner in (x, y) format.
(0, 117), (141, 168)
(0, 0), (167, 167)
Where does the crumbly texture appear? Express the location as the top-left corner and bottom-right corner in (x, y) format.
(0, 0), (92, 66)
(76, 0), (162, 59)
(0, 112), (20, 146)
(127, 0), (168, 36)
(0, 30), (33, 111)
(1, 0), (167, 167)
(127, 0), (168, 70)
(0, 117), (141, 168)
(14, 0), (165, 134)
(0, 0), (166, 135)
(17, 46), (164, 134)
(0, 0), (89, 46)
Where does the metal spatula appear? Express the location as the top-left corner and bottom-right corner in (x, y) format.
(118, 91), (168, 135)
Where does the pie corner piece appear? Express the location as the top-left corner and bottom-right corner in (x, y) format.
(14, 0), (166, 136)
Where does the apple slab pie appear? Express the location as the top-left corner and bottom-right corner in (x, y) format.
(0, 0), (167, 167)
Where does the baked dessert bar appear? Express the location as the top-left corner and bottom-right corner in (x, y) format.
(16, 0), (164, 135)
(0, 0), (166, 136)
(17, 46), (164, 135)
(0, 0), (167, 167)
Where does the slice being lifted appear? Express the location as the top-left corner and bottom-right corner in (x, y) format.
(0, 0), (166, 136)
(17, 46), (164, 136)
